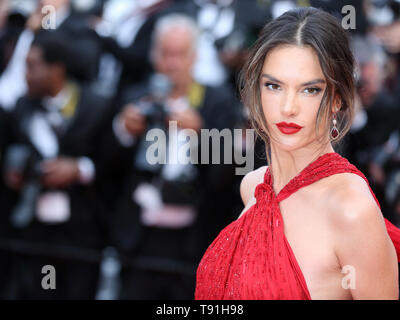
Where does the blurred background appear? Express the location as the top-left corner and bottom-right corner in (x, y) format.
(0, 0), (399, 300)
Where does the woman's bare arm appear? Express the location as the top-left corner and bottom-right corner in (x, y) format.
(331, 185), (399, 299)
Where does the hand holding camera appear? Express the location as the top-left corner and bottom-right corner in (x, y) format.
(40, 157), (80, 189)
(167, 108), (203, 133)
(120, 104), (148, 137)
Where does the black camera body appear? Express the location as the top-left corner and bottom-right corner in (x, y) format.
(136, 99), (169, 129)
(141, 72), (172, 127)
(133, 73), (172, 173)
(4, 144), (43, 181)
(4, 144), (44, 228)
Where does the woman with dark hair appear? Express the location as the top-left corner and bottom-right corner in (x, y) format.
(195, 7), (400, 300)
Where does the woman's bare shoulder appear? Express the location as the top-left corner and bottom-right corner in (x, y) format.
(323, 173), (398, 299)
(315, 171), (396, 281)
(239, 165), (268, 206)
(322, 172), (384, 227)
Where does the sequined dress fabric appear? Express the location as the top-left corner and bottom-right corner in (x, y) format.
(194, 152), (400, 300)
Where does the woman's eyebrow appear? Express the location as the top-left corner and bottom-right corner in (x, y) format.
(302, 79), (326, 86)
(261, 73), (326, 86)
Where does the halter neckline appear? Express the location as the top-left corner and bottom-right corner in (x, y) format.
(264, 152), (338, 202)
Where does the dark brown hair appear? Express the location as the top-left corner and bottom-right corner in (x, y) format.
(239, 7), (355, 164)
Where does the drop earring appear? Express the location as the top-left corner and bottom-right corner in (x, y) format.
(330, 111), (339, 140)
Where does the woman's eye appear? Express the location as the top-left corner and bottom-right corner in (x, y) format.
(265, 83), (281, 91)
(303, 87), (322, 95)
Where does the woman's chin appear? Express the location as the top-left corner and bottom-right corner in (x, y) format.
(271, 135), (318, 152)
(271, 135), (303, 150)
(273, 141), (302, 152)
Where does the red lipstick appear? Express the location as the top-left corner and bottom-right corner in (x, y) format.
(276, 122), (303, 134)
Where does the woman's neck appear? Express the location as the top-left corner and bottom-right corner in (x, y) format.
(269, 143), (335, 195)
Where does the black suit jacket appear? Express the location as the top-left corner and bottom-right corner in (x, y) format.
(99, 13), (158, 93)
(99, 80), (242, 256)
(341, 90), (400, 169)
(8, 85), (112, 249)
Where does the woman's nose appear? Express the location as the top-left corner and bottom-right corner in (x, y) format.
(281, 91), (299, 117)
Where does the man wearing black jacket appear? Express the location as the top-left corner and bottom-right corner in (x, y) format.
(92, 0), (173, 97)
(5, 30), (110, 299)
(0, 0), (103, 111)
(101, 13), (242, 299)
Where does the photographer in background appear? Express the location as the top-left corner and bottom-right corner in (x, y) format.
(102, 13), (241, 299)
(90, 0), (173, 96)
(3, 30), (110, 299)
(163, 0), (272, 88)
(0, 0), (102, 110)
(370, 4), (400, 226)
(341, 30), (400, 226)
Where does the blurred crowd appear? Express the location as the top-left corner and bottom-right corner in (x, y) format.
(0, 0), (399, 300)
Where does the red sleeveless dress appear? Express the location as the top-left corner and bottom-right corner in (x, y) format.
(194, 152), (400, 300)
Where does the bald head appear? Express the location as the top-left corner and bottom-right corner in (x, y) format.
(152, 13), (198, 55)
(151, 14), (198, 89)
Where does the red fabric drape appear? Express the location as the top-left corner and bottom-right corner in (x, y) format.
(194, 152), (400, 300)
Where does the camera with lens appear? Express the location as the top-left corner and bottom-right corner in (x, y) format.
(5, 144), (43, 180)
(134, 73), (172, 173)
(139, 73), (172, 126)
(135, 98), (169, 130)
(4, 144), (44, 228)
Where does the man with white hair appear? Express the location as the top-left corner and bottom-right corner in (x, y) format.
(101, 13), (241, 299)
